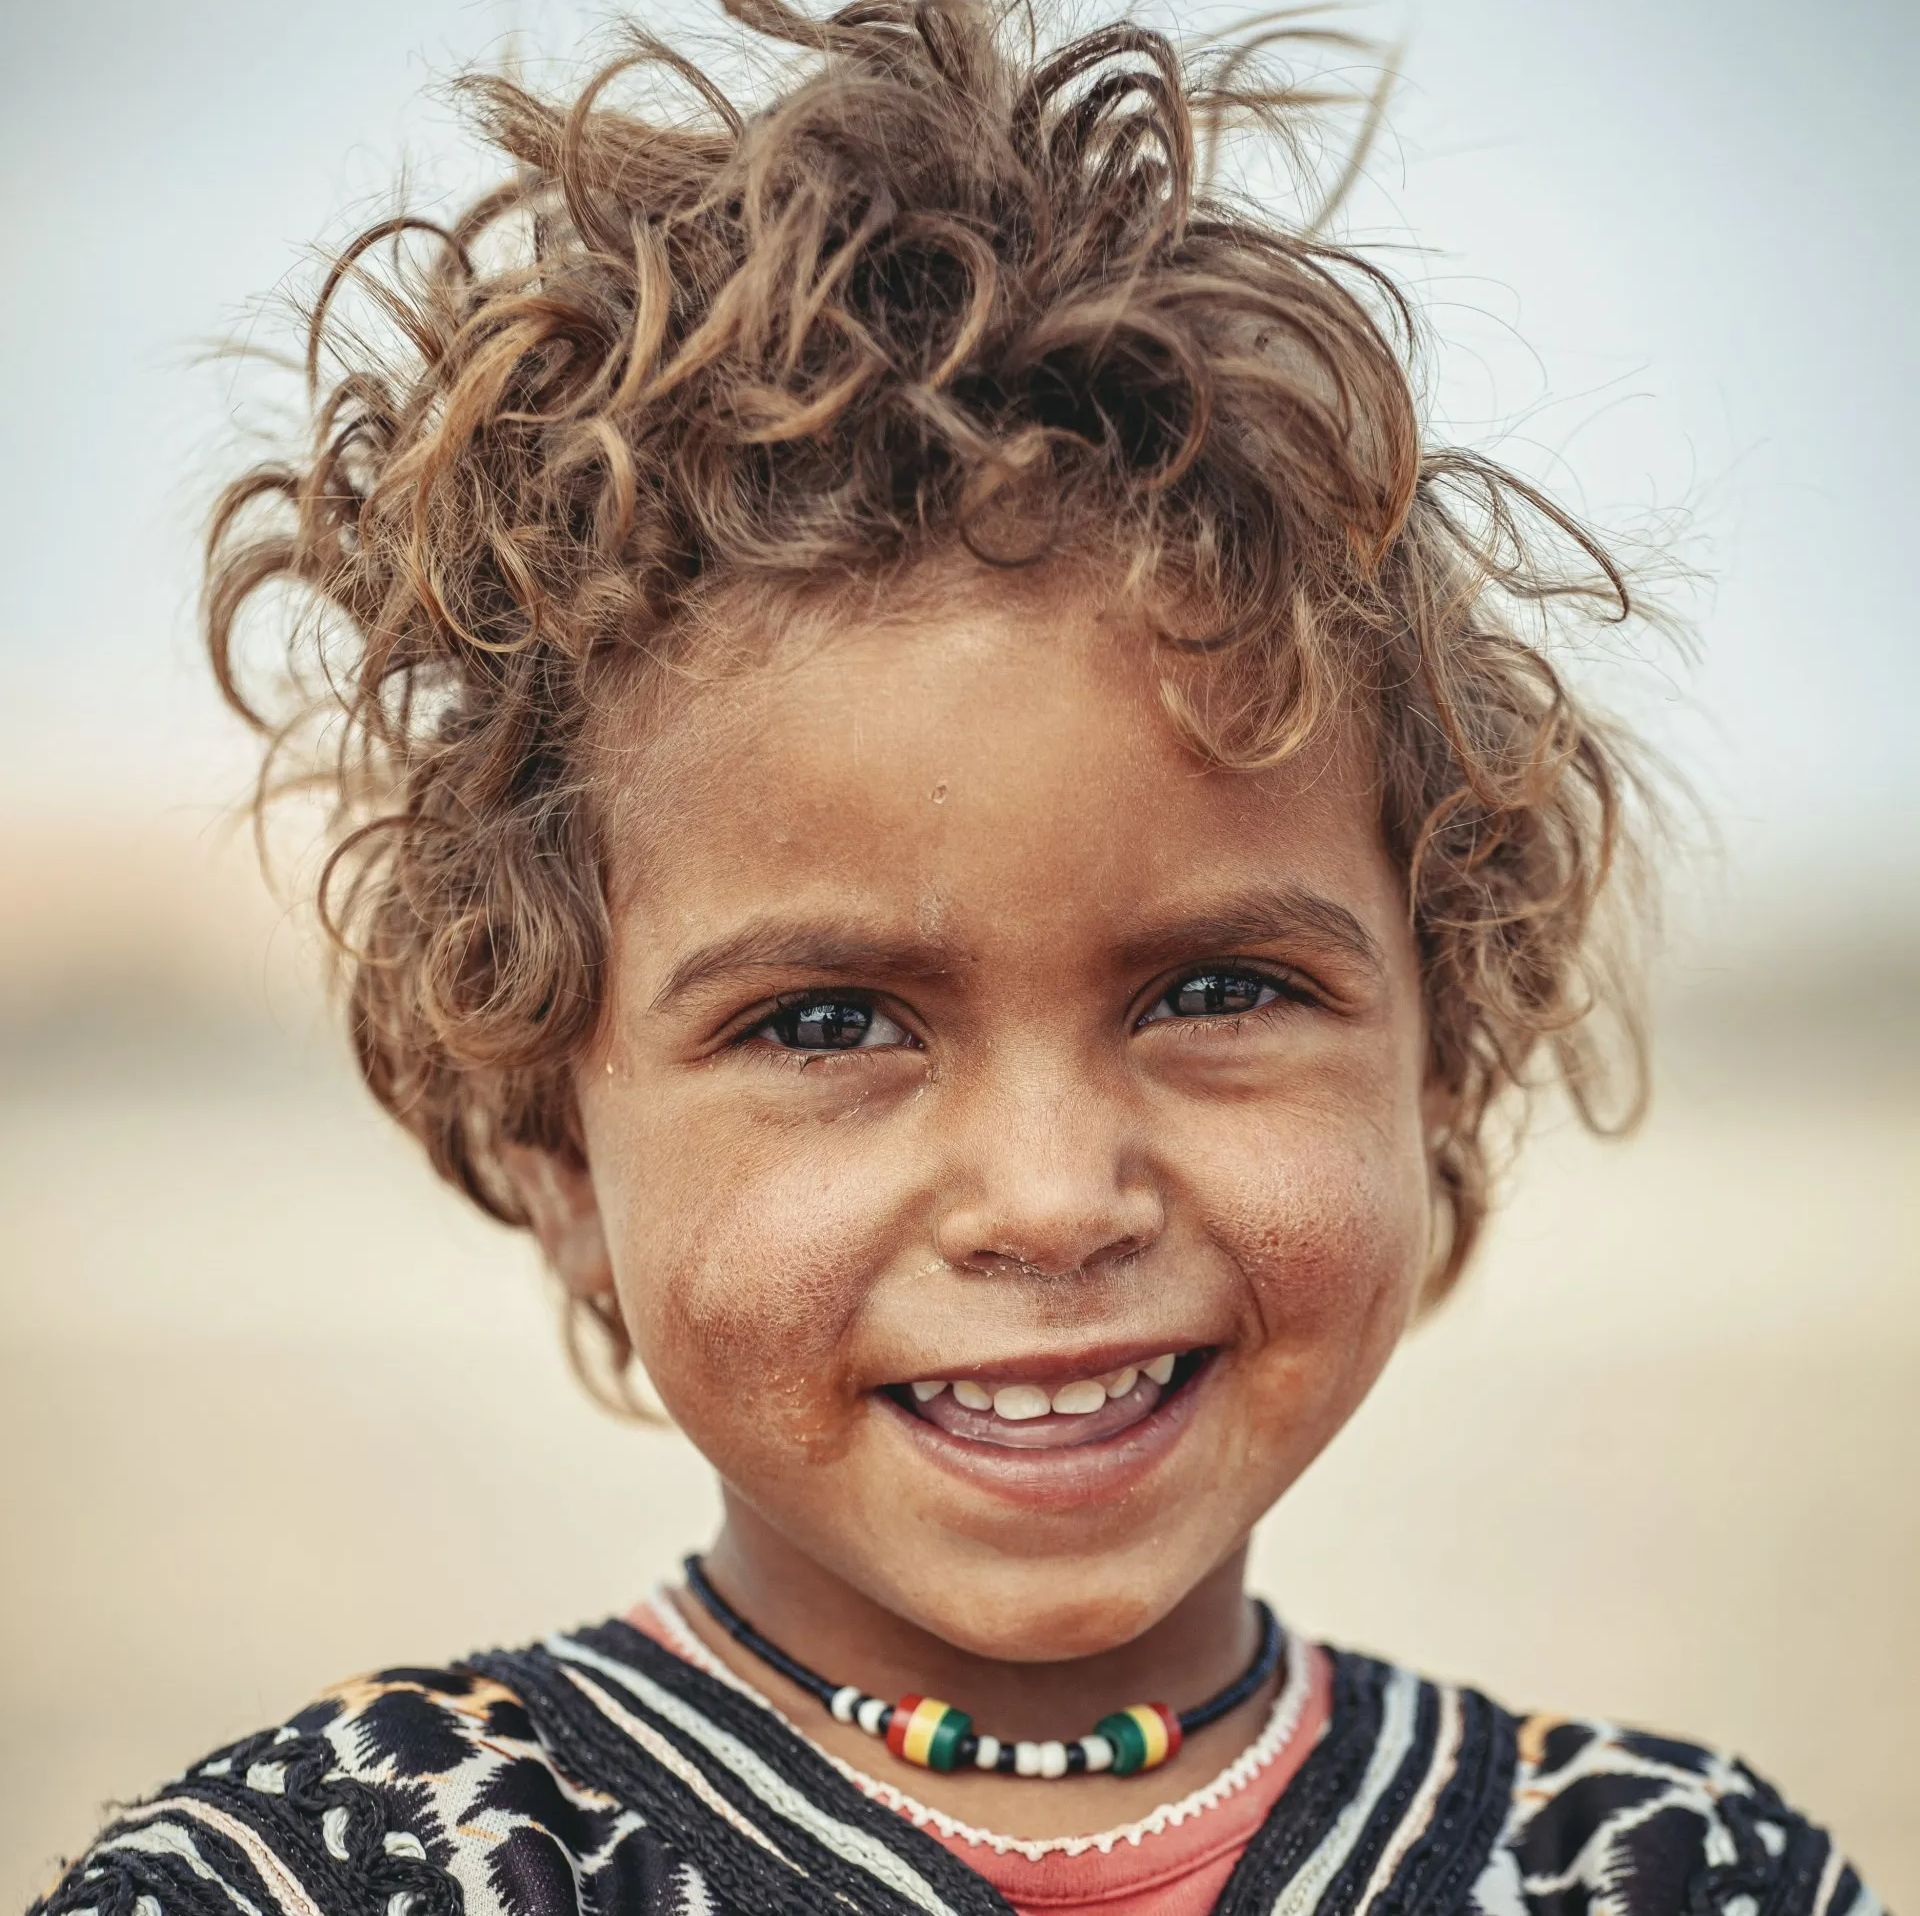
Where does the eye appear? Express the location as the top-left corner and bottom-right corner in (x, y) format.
(748, 995), (914, 1052)
(1137, 968), (1299, 1026)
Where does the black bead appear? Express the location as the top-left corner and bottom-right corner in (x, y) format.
(955, 1735), (978, 1764)
(1066, 1743), (1088, 1773)
(995, 1743), (1017, 1773)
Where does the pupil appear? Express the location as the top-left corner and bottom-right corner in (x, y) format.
(1175, 972), (1264, 1016)
(781, 1000), (872, 1049)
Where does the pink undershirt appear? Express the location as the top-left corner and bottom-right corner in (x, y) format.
(626, 1592), (1331, 1916)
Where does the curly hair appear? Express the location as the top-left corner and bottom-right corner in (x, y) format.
(207, 0), (1658, 1408)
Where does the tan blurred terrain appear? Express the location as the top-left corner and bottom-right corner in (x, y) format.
(2, 825), (1915, 1908)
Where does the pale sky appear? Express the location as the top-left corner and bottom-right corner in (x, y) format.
(2, 0), (1914, 937)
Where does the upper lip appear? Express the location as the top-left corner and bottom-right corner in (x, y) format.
(880, 1338), (1215, 1388)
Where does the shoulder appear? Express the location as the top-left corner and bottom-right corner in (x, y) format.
(1483, 1708), (1878, 1916)
(1314, 1649), (1877, 1916)
(28, 1656), (705, 1916)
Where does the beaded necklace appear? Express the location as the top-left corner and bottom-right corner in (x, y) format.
(681, 1556), (1283, 1781)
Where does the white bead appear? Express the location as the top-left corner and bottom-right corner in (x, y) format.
(830, 1686), (861, 1724)
(974, 1735), (1001, 1770)
(1038, 1740), (1069, 1778)
(1014, 1741), (1044, 1776)
(856, 1697), (888, 1736)
(1081, 1734), (1114, 1773)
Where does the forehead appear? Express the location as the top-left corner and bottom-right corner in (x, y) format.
(595, 584), (1398, 956)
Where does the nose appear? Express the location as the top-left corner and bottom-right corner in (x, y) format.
(931, 1065), (1165, 1277)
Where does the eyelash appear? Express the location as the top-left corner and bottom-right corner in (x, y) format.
(729, 965), (1319, 1060)
(733, 991), (917, 1063)
(1134, 965), (1321, 1035)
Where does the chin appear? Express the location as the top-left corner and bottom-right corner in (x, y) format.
(877, 1543), (1214, 1665)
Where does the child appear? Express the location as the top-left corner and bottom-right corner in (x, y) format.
(36, 4), (1874, 1914)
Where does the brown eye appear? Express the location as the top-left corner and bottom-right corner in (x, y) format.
(1139, 969), (1287, 1025)
(753, 997), (911, 1052)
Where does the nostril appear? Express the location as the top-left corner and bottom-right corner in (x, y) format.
(965, 1244), (1126, 1280)
(950, 1228), (1156, 1281)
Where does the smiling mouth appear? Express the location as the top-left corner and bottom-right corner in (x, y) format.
(882, 1349), (1214, 1450)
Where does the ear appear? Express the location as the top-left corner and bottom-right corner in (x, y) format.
(498, 1143), (615, 1301)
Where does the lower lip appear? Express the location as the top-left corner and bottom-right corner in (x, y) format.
(875, 1356), (1215, 1511)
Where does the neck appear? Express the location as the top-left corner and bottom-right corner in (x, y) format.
(700, 1496), (1257, 1742)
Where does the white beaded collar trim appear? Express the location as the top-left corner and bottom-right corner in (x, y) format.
(636, 1583), (1321, 1860)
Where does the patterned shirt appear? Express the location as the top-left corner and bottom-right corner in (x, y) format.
(29, 1617), (1877, 1916)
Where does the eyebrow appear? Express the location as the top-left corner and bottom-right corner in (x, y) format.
(650, 920), (956, 1010)
(650, 882), (1384, 1011)
(1113, 884), (1387, 980)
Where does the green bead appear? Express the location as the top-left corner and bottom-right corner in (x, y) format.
(926, 1706), (973, 1772)
(1094, 1710), (1148, 1776)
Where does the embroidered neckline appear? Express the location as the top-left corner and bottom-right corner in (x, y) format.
(636, 1583), (1321, 1861)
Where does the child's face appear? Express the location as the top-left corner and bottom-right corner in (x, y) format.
(552, 583), (1434, 1661)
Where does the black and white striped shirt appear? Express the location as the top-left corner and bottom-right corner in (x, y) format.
(31, 1617), (1874, 1916)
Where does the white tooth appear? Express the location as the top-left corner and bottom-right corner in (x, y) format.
(953, 1380), (993, 1411)
(1104, 1367), (1139, 1399)
(910, 1380), (949, 1402)
(1144, 1353), (1177, 1385)
(993, 1384), (1052, 1421)
(1050, 1379), (1108, 1415)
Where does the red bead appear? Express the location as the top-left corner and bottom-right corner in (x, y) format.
(885, 1695), (923, 1758)
(1151, 1702), (1183, 1761)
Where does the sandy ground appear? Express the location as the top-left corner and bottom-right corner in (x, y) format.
(2, 842), (1915, 1907)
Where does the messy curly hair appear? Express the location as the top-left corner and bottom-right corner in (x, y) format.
(208, 0), (1657, 1406)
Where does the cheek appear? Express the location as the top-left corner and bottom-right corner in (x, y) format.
(584, 1101), (902, 1457)
(1198, 1119), (1428, 1493)
(1199, 1105), (1430, 1351)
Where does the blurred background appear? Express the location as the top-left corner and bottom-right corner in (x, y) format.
(2, 0), (1915, 1905)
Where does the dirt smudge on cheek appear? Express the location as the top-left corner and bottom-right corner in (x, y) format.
(1213, 1134), (1427, 1333)
(1200, 1138), (1428, 1486)
(636, 1176), (887, 1471)
(730, 1344), (858, 1466)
